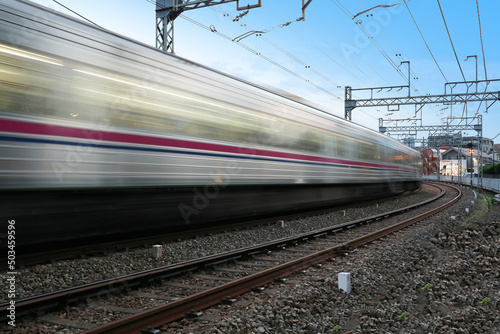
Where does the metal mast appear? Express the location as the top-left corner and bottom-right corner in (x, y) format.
(156, 0), (262, 54)
(345, 78), (500, 189)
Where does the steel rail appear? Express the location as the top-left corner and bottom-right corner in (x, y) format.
(7, 186), (430, 270)
(79, 183), (460, 334)
(343, 183), (461, 249)
(0, 183), (453, 330)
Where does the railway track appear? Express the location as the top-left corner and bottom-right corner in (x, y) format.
(7, 186), (429, 270)
(1, 182), (461, 333)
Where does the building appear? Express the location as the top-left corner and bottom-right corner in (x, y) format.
(440, 147), (494, 176)
(427, 133), (461, 148)
(462, 136), (494, 154)
(426, 133), (493, 154)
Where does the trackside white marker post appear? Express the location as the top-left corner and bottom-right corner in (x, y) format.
(152, 245), (162, 259)
(338, 272), (351, 294)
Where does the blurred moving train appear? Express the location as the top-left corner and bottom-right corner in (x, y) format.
(0, 0), (422, 254)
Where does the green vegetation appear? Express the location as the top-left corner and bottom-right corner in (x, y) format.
(422, 283), (432, 292)
(482, 162), (500, 175)
(399, 312), (409, 320)
(330, 325), (341, 333)
(466, 194), (490, 223)
(482, 193), (495, 209)
(480, 297), (489, 306)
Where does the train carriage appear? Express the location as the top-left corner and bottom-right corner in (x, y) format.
(0, 0), (421, 254)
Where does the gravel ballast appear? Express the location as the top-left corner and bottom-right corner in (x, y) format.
(163, 186), (499, 334)
(2, 184), (499, 333)
(0, 186), (438, 301)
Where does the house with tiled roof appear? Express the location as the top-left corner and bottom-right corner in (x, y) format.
(440, 147), (494, 175)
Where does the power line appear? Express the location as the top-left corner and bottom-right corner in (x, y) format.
(468, 1), (490, 117)
(179, 14), (340, 99)
(210, 6), (342, 89)
(329, 0), (353, 17)
(140, 0), (343, 103)
(330, 0), (415, 88)
(347, 0), (444, 120)
(294, 1), (382, 83)
(213, 0), (386, 87)
(436, 0), (466, 81)
(355, 0), (442, 117)
(403, 0), (448, 82)
(476, 0), (487, 81)
(331, 0), (440, 124)
(52, 0), (103, 29)
(353, 0), (427, 96)
(266, 1), (365, 81)
(351, 0), (447, 122)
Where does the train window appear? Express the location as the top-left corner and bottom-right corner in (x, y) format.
(336, 135), (345, 158)
(359, 142), (371, 160)
(373, 145), (382, 161)
(67, 67), (254, 142)
(386, 147), (397, 164)
(348, 140), (358, 159)
(0, 48), (342, 158)
(0, 56), (79, 120)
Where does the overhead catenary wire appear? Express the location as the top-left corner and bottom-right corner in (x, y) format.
(218, 0), (387, 89)
(141, 0), (340, 100)
(352, 3), (400, 19)
(231, 18), (301, 42)
(264, 1), (366, 81)
(331, 0), (437, 123)
(179, 14), (340, 100)
(354, 0), (441, 118)
(149, 0), (418, 104)
(476, 0), (487, 82)
(153, 0), (339, 88)
(211, 4), (370, 94)
(274, 0), (378, 84)
(353, 0), (427, 96)
(436, 0), (466, 82)
(210, 6), (342, 90)
(329, 0), (440, 122)
(52, 0), (104, 28)
(301, 0), (390, 85)
(345, 1), (445, 123)
(474, 0), (489, 116)
(329, 0), (353, 17)
(330, 0), (415, 89)
(403, 0), (448, 82)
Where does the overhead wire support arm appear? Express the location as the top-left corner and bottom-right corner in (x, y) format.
(156, 0), (262, 53)
(352, 91), (500, 108)
(345, 87), (500, 120)
(444, 78), (500, 95)
(344, 84), (410, 120)
(378, 120), (483, 134)
(301, 0), (313, 20)
(349, 84), (409, 99)
(156, 1), (315, 53)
